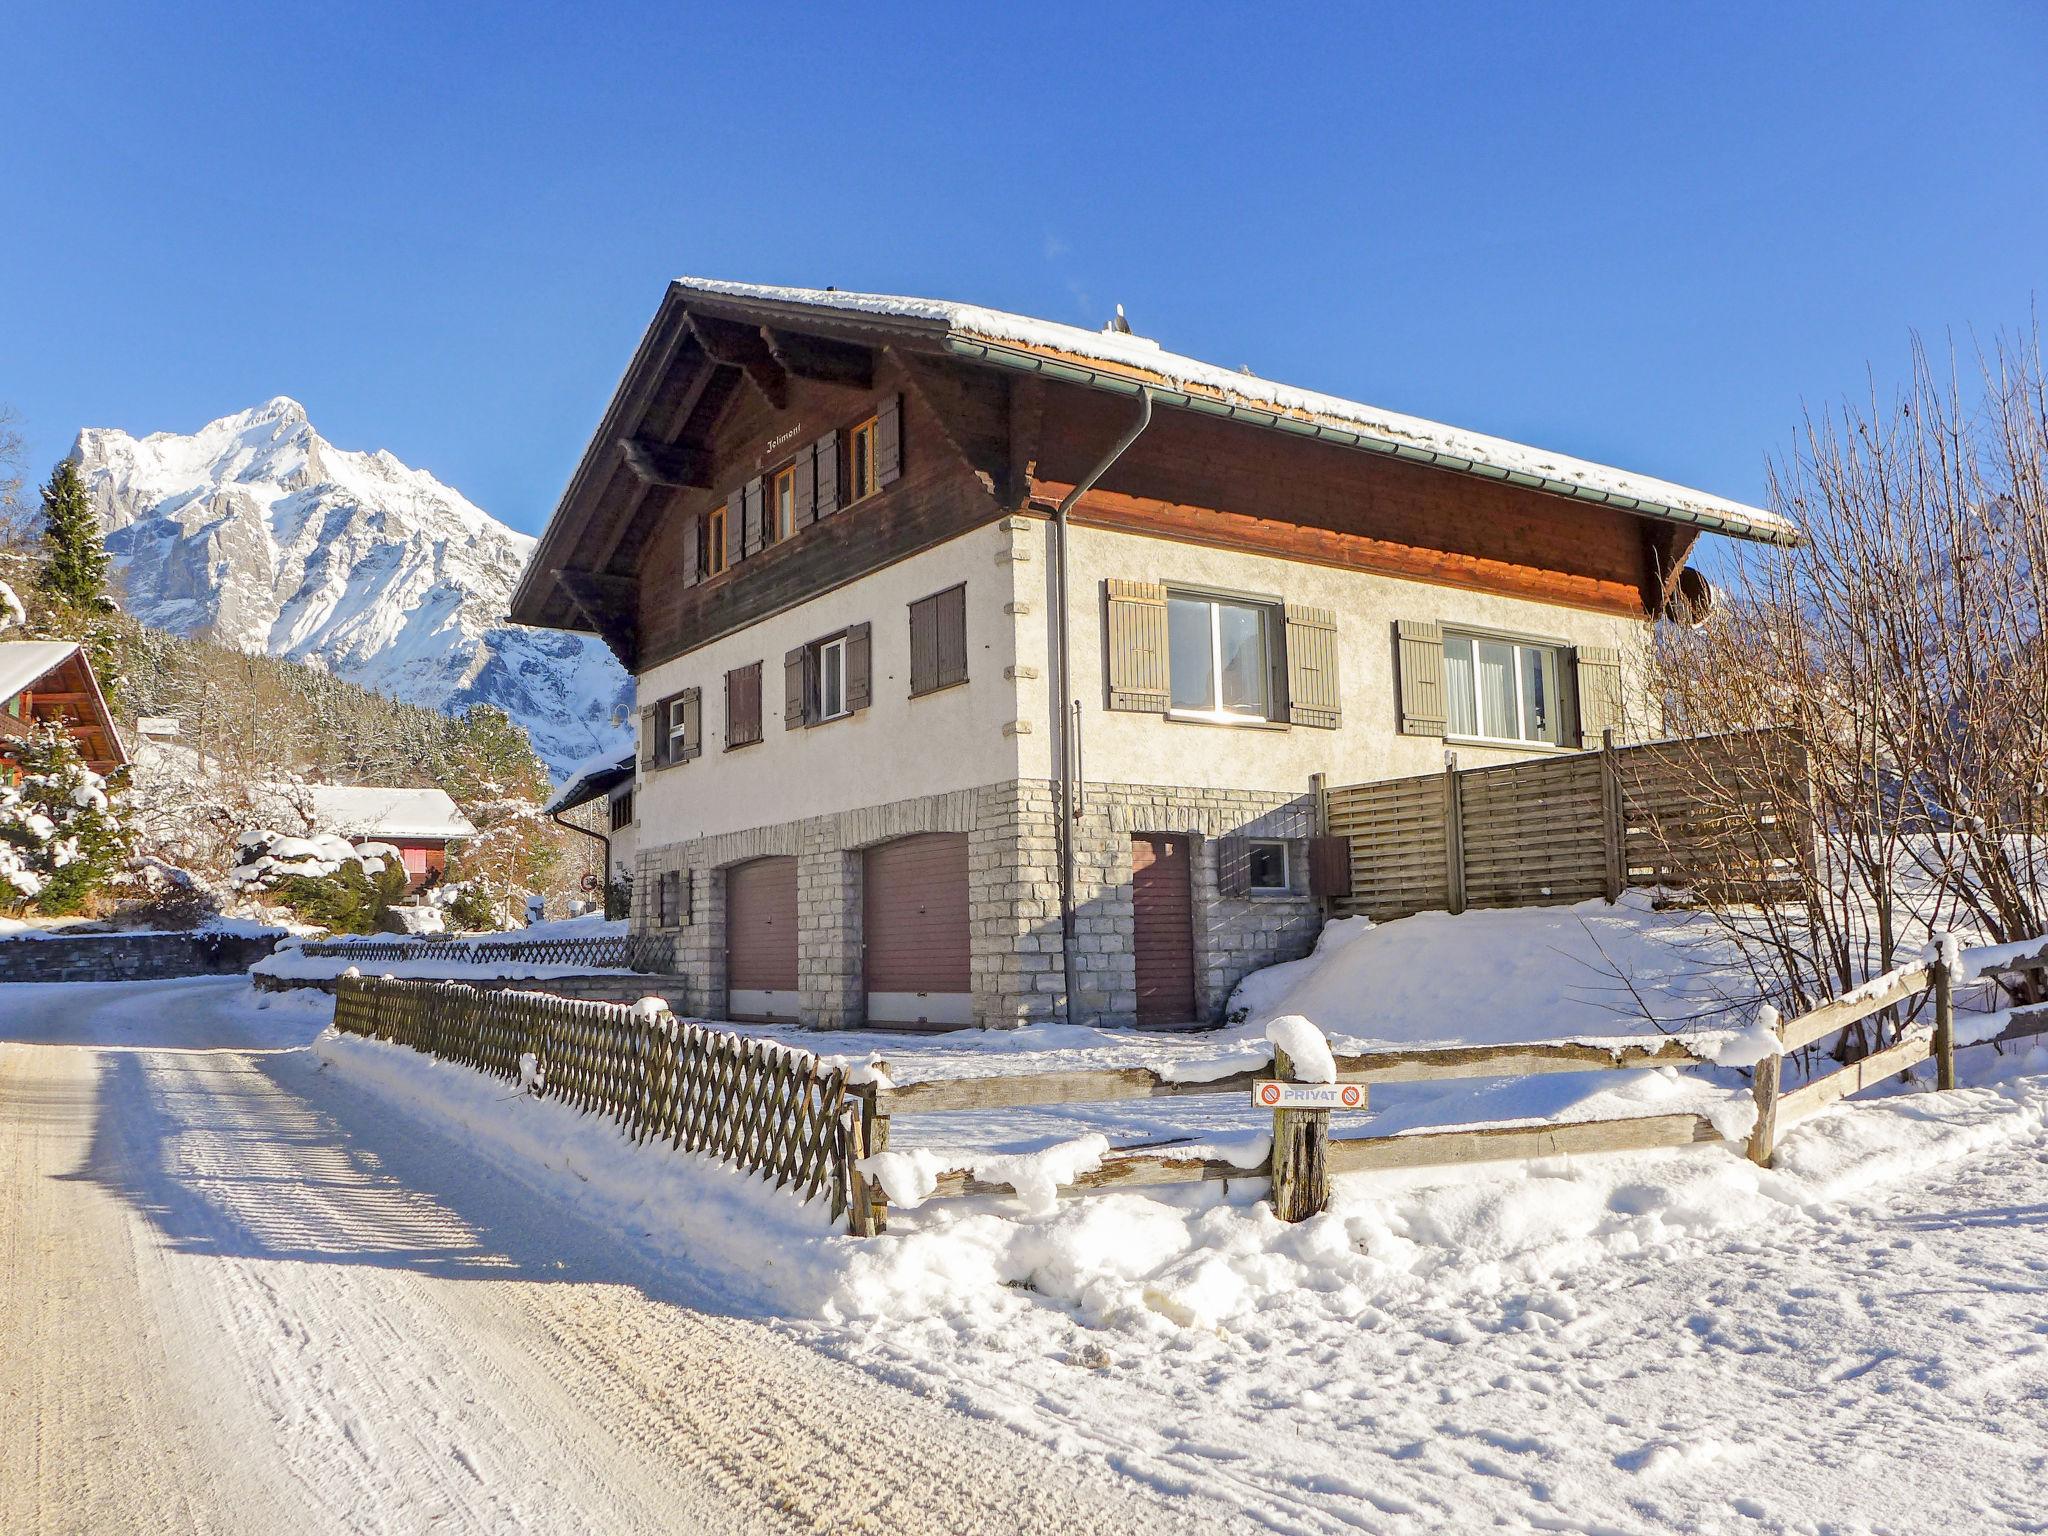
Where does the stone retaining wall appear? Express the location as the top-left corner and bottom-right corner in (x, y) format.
(0, 931), (282, 985)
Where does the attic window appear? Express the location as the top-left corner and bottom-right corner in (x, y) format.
(703, 505), (728, 576)
(846, 417), (879, 504)
(771, 464), (797, 543)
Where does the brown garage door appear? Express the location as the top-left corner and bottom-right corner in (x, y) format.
(1131, 833), (1197, 1027)
(864, 833), (971, 1027)
(727, 856), (797, 1020)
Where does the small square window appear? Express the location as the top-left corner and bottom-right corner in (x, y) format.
(1167, 592), (1277, 723)
(1247, 840), (1289, 894)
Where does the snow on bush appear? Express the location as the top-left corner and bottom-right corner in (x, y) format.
(0, 724), (127, 913)
(231, 827), (410, 934)
(0, 579), (25, 634)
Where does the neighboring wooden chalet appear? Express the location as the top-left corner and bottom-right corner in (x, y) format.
(296, 785), (477, 890)
(0, 641), (127, 777)
(512, 278), (1795, 1031)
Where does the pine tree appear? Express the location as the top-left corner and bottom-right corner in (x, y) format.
(36, 459), (111, 610)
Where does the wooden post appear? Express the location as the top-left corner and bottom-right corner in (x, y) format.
(1746, 1043), (1783, 1168)
(1269, 1045), (1331, 1222)
(1311, 770), (1331, 924)
(847, 1072), (892, 1236)
(1599, 728), (1625, 903)
(1443, 751), (1466, 916)
(1931, 935), (1957, 1092)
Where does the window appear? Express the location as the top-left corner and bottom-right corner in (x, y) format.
(703, 505), (727, 576)
(771, 464), (797, 543)
(667, 696), (689, 760)
(1166, 592), (1277, 723)
(909, 584), (968, 696)
(608, 788), (634, 832)
(725, 661), (763, 749)
(846, 416), (879, 503)
(656, 869), (682, 928)
(816, 635), (848, 721)
(1442, 632), (1568, 746)
(1247, 839), (1289, 894)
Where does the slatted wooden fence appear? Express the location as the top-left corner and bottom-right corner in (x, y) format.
(1322, 728), (1808, 920)
(332, 976), (857, 1219)
(301, 933), (677, 972)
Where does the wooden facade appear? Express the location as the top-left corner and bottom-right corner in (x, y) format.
(0, 644), (126, 777)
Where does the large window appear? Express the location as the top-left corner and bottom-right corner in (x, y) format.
(1167, 593), (1276, 723)
(1443, 632), (1567, 746)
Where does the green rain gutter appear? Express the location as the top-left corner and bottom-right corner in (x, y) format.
(941, 336), (1799, 548)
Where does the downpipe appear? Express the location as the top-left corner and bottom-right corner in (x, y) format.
(1053, 388), (1155, 1027)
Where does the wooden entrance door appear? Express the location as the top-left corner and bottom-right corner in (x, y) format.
(726, 856), (798, 1021)
(1130, 833), (1197, 1027)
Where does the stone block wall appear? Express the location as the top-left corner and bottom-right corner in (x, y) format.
(0, 930), (282, 985)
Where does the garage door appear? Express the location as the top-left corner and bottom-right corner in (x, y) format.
(1131, 833), (1197, 1027)
(727, 856), (798, 1021)
(863, 833), (971, 1027)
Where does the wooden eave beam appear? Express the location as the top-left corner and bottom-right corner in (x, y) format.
(1006, 373), (1046, 509)
(685, 312), (788, 410)
(1643, 522), (1701, 616)
(760, 327), (873, 386)
(617, 436), (712, 490)
(551, 568), (639, 669)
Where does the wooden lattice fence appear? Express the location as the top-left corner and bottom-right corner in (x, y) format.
(1325, 728), (1809, 920)
(301, 933), (677, 972)
(332, 976), (856, 1219)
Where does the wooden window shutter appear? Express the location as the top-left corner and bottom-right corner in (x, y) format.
(724, 487), (745, 569)
(639, 704), (660, 769)
(1307, 835), (1353, 899)
(679, 686), (702, 760)
(908, 592), (939, 697)
(726, 662), (762, 748)
(741, 476), (765, 557)
(1574, 645), (1626, 745)
(784, 646), (808, 728)
(794, 446), (817, 527)
(681, 867), (694, 925)
(813, 429), (840, 515)
(846, 620), (872, 711)
(1395, 619), (1447, 737)
(1215, 837), (1251, 898)
(875, 394), (902, 486)
(680, 509), (700, 588)
(1104, 579), (1170, 712)
(1283, 604), (1341, 729)
(935, 584), (967, 689)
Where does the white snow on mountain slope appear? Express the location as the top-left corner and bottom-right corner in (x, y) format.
(66, 398), (630, 776)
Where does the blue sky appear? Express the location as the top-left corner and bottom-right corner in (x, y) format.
(4, 1), (2043, 551)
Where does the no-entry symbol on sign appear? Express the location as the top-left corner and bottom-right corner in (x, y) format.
(1254, 1081), (1363, 1110)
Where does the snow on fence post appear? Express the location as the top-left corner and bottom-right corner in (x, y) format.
(1269, 1037), (1332, 1223)
(848, 1077), (891, 1236)
(1746, 1005), (1785, 1168)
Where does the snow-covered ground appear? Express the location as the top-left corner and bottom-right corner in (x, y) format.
(251, 911), (626, 984)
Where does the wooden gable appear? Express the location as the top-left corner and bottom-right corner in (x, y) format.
(0, 648), (126, 776)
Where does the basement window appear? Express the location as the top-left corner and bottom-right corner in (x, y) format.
(1247, 839), (1289, 894)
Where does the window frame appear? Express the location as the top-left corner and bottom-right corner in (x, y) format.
(1246, 838), (1290, 895)
(1440, 628), (1573, 749)
(704, 504), (728, 576)
(1164, 588), (1281, 726)
(667, 696), (689, 760)
(846, 416), (879, 505)
(815, 634), (849, 722)
(771, 463), (797, 544)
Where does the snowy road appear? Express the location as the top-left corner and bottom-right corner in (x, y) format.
(0, 979), (1213, 1535)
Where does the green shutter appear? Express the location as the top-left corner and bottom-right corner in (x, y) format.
(1284, 604), (1341, 729)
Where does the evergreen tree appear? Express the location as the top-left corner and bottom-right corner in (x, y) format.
(36, 459), (111, 610)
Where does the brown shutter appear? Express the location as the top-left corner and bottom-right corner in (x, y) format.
(741, 476), (765, 557)
(724, 487), (744, 568)
(875, 393), (902, 486)
(908, 592), (939, 697)
(1104, 579), (1170, 712)
(1396, 619), (1447, 737)
(845, 620), (872, 711)
(1307, 835), (1353, 899)
(679, 686), (702, 760)
(1575, 645), (1626, 745)
(1284, 604), (1341, 729)
(908, 585), (965, 697)
(784, 646), (808, 728)
(639, 704), (659, 769)
(680, 508), (700, 588)
(813, 429), (839, 515)
(936, 583), (967, 689)
(1215, 836), (1251, 898)
(794, 445), (817, 526)
(726, 662), (763, 748)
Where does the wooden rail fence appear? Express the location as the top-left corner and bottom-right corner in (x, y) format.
(302, 933), (677, 972)
(332, 976), (858, 1219)
(1322, 728), (1809, 920)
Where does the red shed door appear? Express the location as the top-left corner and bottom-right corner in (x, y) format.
(727, 856), (798, 1021)
(863, 833), (971, 1027)
(1131, 834), (1197, 1028)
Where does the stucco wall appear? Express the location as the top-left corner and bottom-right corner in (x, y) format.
(634, 523), (1026, 845)
(1015, 521), (1658, 795)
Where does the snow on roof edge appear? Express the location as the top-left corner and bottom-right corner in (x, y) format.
(673, 277), (1795, 544)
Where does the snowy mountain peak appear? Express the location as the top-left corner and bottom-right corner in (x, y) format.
(69, 402), (629, 778)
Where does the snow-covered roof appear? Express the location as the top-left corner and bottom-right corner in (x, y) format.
(0, 641), (85, 702)
(672, 277), (1796, 545)
(298, 785), (477, 842)
(544, 746), (635, 815)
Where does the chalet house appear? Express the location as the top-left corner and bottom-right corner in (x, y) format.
(295, 785), (477, 890)
(510, 279), (1795, 1030)
(0, 641), (127, 778)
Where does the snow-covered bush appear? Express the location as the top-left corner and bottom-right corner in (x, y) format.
(231, 828), (409, 934)
(0, 724), (128, 914)
(0, 578), (25, 634)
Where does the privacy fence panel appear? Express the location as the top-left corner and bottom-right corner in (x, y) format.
(1327, 728), (1809, 920)
(332, 976), (855, 1218)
